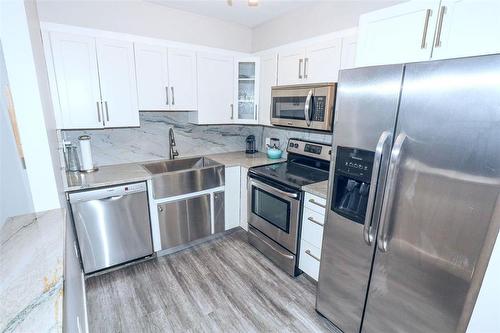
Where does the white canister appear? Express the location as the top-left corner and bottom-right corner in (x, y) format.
(78, 135), (96, 172)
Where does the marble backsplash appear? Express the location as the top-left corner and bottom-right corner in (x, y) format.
(62, 112), (332, 166)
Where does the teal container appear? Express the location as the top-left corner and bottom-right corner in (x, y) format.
(267, 148), (283, 159)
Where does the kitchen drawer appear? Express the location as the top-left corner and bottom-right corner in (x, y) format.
(304, 192), (327, 215)
(299, 239), (321, 281)
(301, 207), (325, 248)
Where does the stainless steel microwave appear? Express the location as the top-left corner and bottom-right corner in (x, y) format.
(270, 83), (336, 131)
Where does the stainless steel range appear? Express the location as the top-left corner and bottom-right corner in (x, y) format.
(247, 138), (331, 276)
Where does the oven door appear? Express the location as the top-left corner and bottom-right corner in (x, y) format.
(248, 177), (301, 254)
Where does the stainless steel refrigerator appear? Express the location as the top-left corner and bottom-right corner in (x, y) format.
(316, 54), (500, 333)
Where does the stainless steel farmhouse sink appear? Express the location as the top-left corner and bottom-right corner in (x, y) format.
(142, 157), (224, 199)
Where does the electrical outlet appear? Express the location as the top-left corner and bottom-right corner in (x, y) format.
(265, 137), (271, 146)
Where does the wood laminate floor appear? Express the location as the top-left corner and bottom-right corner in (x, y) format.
(86, 229), (340, 333)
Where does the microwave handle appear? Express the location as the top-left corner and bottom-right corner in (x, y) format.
(304, 89), (313, 127)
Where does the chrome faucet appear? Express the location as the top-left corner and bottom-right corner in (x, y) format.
(169, 128), (179, 160)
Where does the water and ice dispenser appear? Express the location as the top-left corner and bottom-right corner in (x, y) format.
(331, 147), (375, 224)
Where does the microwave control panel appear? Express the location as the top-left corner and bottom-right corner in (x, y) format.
(312, 96), (326, 121)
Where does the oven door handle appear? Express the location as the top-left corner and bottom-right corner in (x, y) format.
(249, 178), (299, 199)
(304, 89), (313, 127)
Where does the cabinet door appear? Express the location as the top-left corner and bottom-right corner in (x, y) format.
(224, 166), (241, 230)
(96, 39), (139, 127)
(196, 53), (234, 124)
(278, 48), (306, 85)
(356, 1), (440, 66)
(50, 32), (102, 129)
(168, 48), (197, 110)
(305, 39), (342, 83)
(235, 57), (260, 124)
(134, 43), (169, 111)
(240, 167), (249, 231)
(258, 53), (277, 126)
(432, 0), (500, 60)
(340, 34), (358, 69)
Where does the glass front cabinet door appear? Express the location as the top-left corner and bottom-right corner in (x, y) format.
(234, 57), (260, 124)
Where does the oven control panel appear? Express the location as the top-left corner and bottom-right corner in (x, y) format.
(287, 139), (331, 161)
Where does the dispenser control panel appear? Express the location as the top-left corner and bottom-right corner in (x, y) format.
(335, 147), (374, 184)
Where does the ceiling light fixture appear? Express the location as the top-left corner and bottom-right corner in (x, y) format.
(248, 0), (259, 6)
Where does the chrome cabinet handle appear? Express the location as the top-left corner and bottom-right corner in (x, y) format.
(434, 6), (447, 48)
(171, 87), (175, 105)
(96, 102), (101, 123)
(230, 103), (234, 120)
(308, 198), (325, 209)
(165, 86), (169, 105)
(377, 133), (407, 252)
(308, 216), (324, 227)
(158, 206), (163, 212)
(254, 104), (257, 120)
(104, 101), (109, 122)
(305, 249), (320, 262)
(298, 58), (303, 79)
(363, 131), (392, 246)
(304, 58), (309, 79)
(304, 89), (313, 127)
(420, 9), (432, 49)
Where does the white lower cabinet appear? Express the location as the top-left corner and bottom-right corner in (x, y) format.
(240, 167), (249, 231)
(299, 192), (326, 281)
(224, 166), (241, 230)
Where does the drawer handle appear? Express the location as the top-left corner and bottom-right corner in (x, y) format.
(309, 199), (326, 209)
(305, 249), (320, 262)
(308, 216), (324, 227)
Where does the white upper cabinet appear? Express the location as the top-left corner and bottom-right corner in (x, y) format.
(340, 34), (358, 69)
(234, 57), (260, 124)
(356, 1), (440, 66)
(167, 48), (197, 110)
(431, 0), (500, 60)
(191, 53), (234, 124)
(134, 45), (197, 111)
(278, 48), (306, 85)
(48, 32), (139, 129)
(96, 39), (139, 127)
(278, 39), (342, 85)
(134, 44), (169, 110)
(49, 32), (102, 129)
(356, 0), (500, 66)
(258, 53), (278, 126)
(304, 39), (342, 82)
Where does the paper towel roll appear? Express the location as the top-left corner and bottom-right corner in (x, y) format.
(79, 135), (94, 171)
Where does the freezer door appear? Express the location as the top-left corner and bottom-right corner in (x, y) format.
(316, 65), (403, 333)
(363, 55), (500, 333)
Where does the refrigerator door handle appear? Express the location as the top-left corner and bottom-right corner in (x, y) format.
(377, 133), (407, 252)
(363, 131), (392, 246)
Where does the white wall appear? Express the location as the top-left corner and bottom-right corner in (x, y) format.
(0, 0), (64, 212)
(36, 0), (253, 52)
(0, 42), (34, 226)
(252, 0), (403, 51)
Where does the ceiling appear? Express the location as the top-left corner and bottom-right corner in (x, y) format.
(150, 0), (312, 28)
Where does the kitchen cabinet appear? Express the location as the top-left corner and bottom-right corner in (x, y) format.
(224, 166), (241, 230)
(190, 52), (234, 124)
(234, 58), (260, 124)
(278, 39), (342, 85)
(340, 34), (358, 69)
(49, 32), (139, 129)
(258, 53), (278, 126)
(96, 39), (139, 128)
(299, 192), (326, 281)
(357, 1), (440, 66)
(240, 167), (249, 231)
(431, 0), (500, 60)
(135, 45), (197, 111)
(356, 0), (500, 66)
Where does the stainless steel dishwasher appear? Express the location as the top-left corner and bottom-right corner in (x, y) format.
(69, 182), (153, 274)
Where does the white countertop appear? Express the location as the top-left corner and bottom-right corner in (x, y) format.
(0, 209), (65, 333)
(302, 180), (329, 199)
